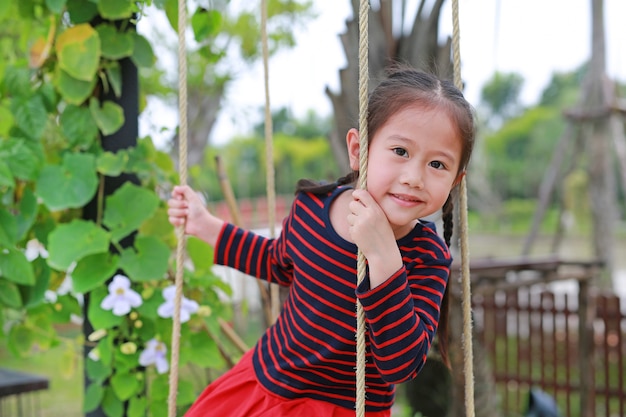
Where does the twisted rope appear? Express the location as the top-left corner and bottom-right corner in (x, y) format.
(355, 0), (369, 415)
(451, 1), (476, 416)
(260, 0), (280, 323)
(168, 0), (188, 415)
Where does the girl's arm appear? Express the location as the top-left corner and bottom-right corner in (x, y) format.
(356, 226), (451, 384)
(168, 185), (293, 285)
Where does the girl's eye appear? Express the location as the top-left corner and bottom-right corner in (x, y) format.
(393, 147), (408, 157)
(429, 161), (445, 170)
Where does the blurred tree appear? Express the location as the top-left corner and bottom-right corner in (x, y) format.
(140, 0), (316, 168)
(480, 71), (524, 129)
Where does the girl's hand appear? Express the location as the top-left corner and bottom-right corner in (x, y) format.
(167, 185), (224, 246)
(348, 189), (402, 288)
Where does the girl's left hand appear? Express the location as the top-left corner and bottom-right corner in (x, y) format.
(348, 189), (403, 288)
(347, 189), (395, 258)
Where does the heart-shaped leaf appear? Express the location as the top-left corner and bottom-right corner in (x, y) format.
(54, 66), (96, 105)
(11, 95), (47, 140)
(56, 24), (100, 82)
(96, 24), (133, 60)
(72, 252), (118, 293)
(0, 247), (35, 285)
(118, 236), (169, 282)
(0, 137), (42, 181)
(97, 0), (133, 20)
(89, 98), (124, 136)
(60, 104), (99, 149)
(47, 219), (110, 270)
(35, 152), (98, 211)
(103, 182), (159, 243)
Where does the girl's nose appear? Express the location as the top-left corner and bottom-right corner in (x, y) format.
(402, 167), (425, 189)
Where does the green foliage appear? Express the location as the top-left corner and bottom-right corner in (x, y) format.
(484, 106), (564, 200)
(196, 130), (339, 200)
(0, 1), (240, 415)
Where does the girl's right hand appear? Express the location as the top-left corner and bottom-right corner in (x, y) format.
(167, 185), (224, 246)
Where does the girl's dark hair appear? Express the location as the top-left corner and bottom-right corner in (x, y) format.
(297, 65), (476, 368)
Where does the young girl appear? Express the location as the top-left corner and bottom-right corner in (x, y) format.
(168, 67), (476, 416)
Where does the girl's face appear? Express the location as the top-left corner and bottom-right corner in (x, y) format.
(347, 105), (463, 237)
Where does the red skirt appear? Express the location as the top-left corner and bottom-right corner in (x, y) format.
(185, 349), (392, 417)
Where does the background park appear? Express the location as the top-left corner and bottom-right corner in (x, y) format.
(0, 0), (624, 416)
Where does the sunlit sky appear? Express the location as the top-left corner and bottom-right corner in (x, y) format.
(138, 0), (626, 146)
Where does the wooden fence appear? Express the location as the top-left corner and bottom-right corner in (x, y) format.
(467, 258), (625, 417)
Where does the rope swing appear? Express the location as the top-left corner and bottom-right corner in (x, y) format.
(450, 0), (476, 415)
(167, 1), (475, 416)
(167, 0), (188, 414)
(355, 0), (369, 415)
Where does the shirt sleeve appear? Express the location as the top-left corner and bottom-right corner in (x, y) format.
(213, 212), (294, 287)
(355, 228), (451, 384)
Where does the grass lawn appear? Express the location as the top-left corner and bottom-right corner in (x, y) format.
(0, 324), (83, 417)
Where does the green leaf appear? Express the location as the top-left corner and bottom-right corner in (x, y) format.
(187, 236), (214, 272)
(186, 331), (223, 368)
(0, 279), (22, 309)
(97, 0), (133, 20)
(138, 207), (173, 240)
(101, 386), (124, 417)
(72, 252), (118, 293)
(56, 24), (100, 82)
(130, 32), (155, 68)
(54, 67), (96, 105)
(118, 236), (169, 282)
(97, 151), (128, 176)
(60, 104), (99, 149)
(86, 356), (112, 383)
(35, 153), (98, 212)
(105, 62), (122, 98)
(128, 396), (147, 417)
(66, 0), (98, 23)
(47, 219), (110, 270)
(11, 95), (47, 140)
(89, 98), (125, 136)
(0, 247), (35, 285)
(84, 381), (104, 413)
(0, 0), (10, 20)
(110, 371), (139, 401)
(0, 207), (17, 247)
(176, 379), (196, 406)
(0, 160), (14, 188)
(103, 183), (159, 243)
(0, 137), (42, 181)
(20, 257), (50, 308)
(191, 8), (222, 42)
(7, 323), (33, 356)
(96, 24), (134, 60)
(2, 66), (31, 97)
(15, 188), (38, 241)
(0, 104), (14, 136)
(45, 0), (66, 14)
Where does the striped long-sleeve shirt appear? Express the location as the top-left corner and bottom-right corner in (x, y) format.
(214, 186), (451, 412)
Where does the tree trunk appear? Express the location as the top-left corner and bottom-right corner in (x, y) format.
(583, 0), (616, 287)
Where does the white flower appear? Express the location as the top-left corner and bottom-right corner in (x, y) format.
(25, 239), (48, 261)
(139, 339), (169, 374)
(157, 285), (199, 323)
(100, 274), (142, 316)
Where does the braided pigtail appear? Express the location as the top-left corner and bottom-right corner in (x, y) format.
(295, 171), (358, 195)
(437, 193), (454, 368)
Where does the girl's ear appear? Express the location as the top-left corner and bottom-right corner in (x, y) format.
(346, 128), (361, 171)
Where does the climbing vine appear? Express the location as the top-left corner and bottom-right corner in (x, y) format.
(0, 0), (252, 415)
